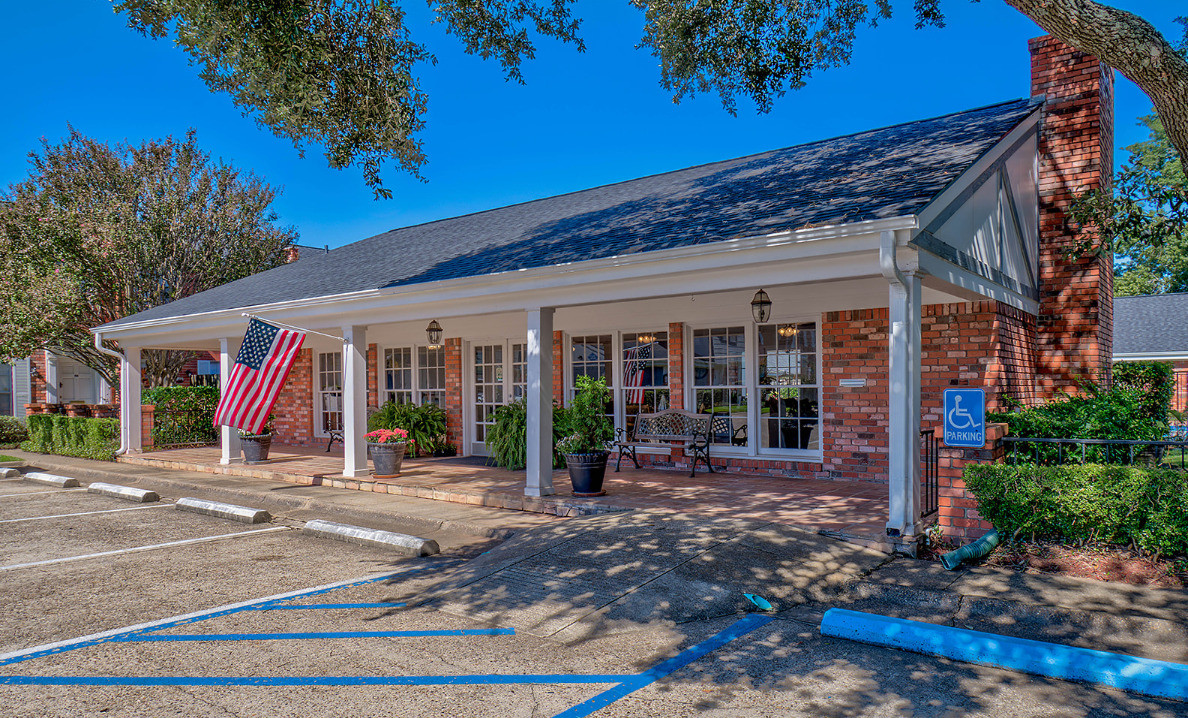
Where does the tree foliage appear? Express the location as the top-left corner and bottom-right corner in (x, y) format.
(0, 129), (296, 385)
(1070, 113), (1188, 294)
(108, 1), (1187, 197)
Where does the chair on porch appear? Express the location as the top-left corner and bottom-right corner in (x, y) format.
(326, 406), (378, 452)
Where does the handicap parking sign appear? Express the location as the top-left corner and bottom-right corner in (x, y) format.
(943, 388), (985, 448)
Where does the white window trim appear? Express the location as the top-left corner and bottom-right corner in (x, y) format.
(463, 337), (529, 456)
(314, 350), (344, 438)
(379, 343), (447, 407)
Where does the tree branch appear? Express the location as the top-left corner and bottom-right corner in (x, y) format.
(1004, 0), (1188, 167)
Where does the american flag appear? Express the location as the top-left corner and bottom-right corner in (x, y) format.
(213, 318), (306, 434)
(624, 343), (652, 404)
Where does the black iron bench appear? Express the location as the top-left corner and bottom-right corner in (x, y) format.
(613, 409), (724, 477)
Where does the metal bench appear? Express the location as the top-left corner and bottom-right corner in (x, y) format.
(325, 405), (379, 452)
(614, 409), (721, 477)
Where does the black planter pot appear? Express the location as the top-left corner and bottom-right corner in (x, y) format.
(369, 441), (407, 478)
(241, 434), (273, 464)
(565, 451), (609, 497)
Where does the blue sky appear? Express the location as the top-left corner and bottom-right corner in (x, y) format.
(1, 1), (1180, 249)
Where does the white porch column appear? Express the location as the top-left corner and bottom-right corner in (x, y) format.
(525, 307), (555, 497)
(121, 347), (142, 453)
(219, 337), (242, 464)
(342, 325), (369, 477)
(887, 271), (922, 538)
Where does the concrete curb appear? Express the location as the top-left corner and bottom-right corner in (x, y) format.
(22, 471), (80, 488)
(0, 468), (20, 479)
(87, 482), (159, 503)
(303, 519), (440, 556)
(176, 497), (271, 524)
(13, 456), (520, 539)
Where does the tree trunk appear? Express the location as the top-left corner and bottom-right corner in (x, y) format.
(1003, 0), (1188, 168)
(143, 349), (195, 388)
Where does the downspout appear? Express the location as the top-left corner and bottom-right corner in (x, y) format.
(92, 332), (128, 456)
(879, 229), (907, 289)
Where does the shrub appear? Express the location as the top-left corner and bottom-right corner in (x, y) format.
(965, 463), (1188, 557)
(0, 415), (28, 447)
(367, 402), (448, 457)
(558, 376), (614, 455)
(485, 399), (573, 470)
(20, 414), (119, 461)
(143, 386), (220, 447)
(1113, 361), (1175, 425)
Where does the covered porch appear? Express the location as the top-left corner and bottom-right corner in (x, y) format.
(119, 443), (888, 543)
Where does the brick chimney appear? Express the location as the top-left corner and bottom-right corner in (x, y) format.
(1029, 35), (1114, 396)
(283, 245), (300, 263)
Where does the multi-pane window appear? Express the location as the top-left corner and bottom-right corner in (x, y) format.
(692, 327), (747, 445)
(473, 344), (504, 443)
(384, 348), (414, 405)
(758, 323), (819, 451)
(570, 334), (614, 417)
(418, 346), (446, 406)
(510, 343), (527, 401)
(622, 331), (669, 434)
(317, 352), (343, 436)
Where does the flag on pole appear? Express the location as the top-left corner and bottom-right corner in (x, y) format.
(624, 343), (652, 405)
(213, 318), (306, 434)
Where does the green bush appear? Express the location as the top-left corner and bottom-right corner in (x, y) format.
(485, 399), (573, 470)
(20, 414), (119, 461)
(1113, 361), (1176, 424)
(0, 415), (28, 447)
(367, 402), (449, 457)
(965, 463), (1188, 557)
(557, 376), (614, 455)
(143, 386), (220, 447)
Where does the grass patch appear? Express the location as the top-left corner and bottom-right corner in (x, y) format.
(0, 455), (21, 462)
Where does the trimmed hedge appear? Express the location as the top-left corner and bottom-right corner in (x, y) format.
(143, 385), (220, 447)
(1113, 361), (1176, 425)
(20, 414), (120, 461)
(0, 415), (28, 447)
(965, 463), (1188, 557)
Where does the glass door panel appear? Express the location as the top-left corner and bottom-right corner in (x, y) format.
(472, 344), (504, 455)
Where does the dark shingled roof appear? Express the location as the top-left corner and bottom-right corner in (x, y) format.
(1113, 294), (1188, 355)
(103, 98), (1040, 329)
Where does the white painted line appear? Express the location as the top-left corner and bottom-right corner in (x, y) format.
(0, 567), (418, 665)
(0, 526), (289, 572)
(176, 497), (271, 524)
(23, 472), (81, 488)
(0, 489), (89, 498)
(87, 482), (159, 503)
(303, 519), (440, 556)
(0, 504), (173, 524)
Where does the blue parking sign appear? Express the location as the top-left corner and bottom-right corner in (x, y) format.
(943, 388), (985, 448)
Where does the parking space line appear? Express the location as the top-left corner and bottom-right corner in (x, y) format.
(0, 489), (88, 498)
(117, 628), (515, 642)
(0, 504), (172, 524)
(248, 602), (407, 611)
(0, 526), (290, 572)
(0, 674), (634, 687)
(0, 563), (453, 667)
(552, 614), (778, 718)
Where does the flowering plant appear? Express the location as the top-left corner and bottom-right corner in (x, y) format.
(364, 428), (409, 444)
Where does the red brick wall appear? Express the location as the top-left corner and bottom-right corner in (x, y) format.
(273, 348), (314, 445)
(367, 344), (379, 408)
(821, 308), (888, 482)
(989, 303), (1039, 408)
(1030, 35), (1114, 397)
(1174, 361), (1188, 414)
(552, 330), (565, 407)
(30, 350), (49, 403)
(444, 338), (464, 450)
(668, 322), (685, 411)
(934, 424), (1006, 540)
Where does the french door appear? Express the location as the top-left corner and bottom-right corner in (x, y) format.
(470, 341), (527, 455)
(316, 352), (343, 437)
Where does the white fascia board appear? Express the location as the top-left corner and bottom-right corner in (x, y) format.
(1113, 352), (1188, 362)
(916, 248), (1038, 314)
(94, 216), (916, 344)
(914, 106), (1041, 232)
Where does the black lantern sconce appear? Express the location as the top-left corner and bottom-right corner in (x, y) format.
(426, 319), (443, 347)
(750, 289), (772, 323)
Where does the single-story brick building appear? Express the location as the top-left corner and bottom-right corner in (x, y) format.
(1113, 293), (1188, 412)
(93, 36), (1114, 541)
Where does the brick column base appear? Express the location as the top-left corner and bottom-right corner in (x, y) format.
(444, 338), (464, 451)
(141, 404), (156, 452)
(934, 423), (1007, 541)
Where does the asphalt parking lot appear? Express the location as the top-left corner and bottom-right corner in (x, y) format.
(2, 472), (1187, 718)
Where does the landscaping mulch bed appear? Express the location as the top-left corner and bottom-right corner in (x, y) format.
(920, 540), (1188, 589)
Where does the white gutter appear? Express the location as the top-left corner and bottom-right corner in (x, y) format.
(92, 333), (127, 456)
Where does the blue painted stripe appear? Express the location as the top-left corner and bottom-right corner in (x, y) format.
(0, 674), (634, 687)
(0, 562), (450, 667)
(820, 608), (1188, 702)
(117, 628), (515, 642)
(552, 613), (777, 718)
(247, 602), (407, 611)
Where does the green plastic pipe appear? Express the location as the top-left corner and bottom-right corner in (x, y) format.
(940, 528), (1000, 571)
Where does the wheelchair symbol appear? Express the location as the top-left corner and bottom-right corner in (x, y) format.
(947, 395), (981, 431)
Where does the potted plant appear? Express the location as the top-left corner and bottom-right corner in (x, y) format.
(239, 415), (274, 464)
(365, 428), (409, 477)
(556, 375), (615, 496)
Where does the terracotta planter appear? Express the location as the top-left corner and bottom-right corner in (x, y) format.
(369, 441), (407, 478)
(241, 434), (273, 464)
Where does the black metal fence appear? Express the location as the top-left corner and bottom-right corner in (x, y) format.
(151, 408), (218, 449)
(920, 428), (939, 518)
(1003, 436), (1188, 469)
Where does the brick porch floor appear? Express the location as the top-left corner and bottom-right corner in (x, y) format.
(119, 444), (888, 545)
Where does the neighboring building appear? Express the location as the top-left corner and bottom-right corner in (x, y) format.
(95, 36), (1114, 539)
(1113, 293), (1188, 412)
